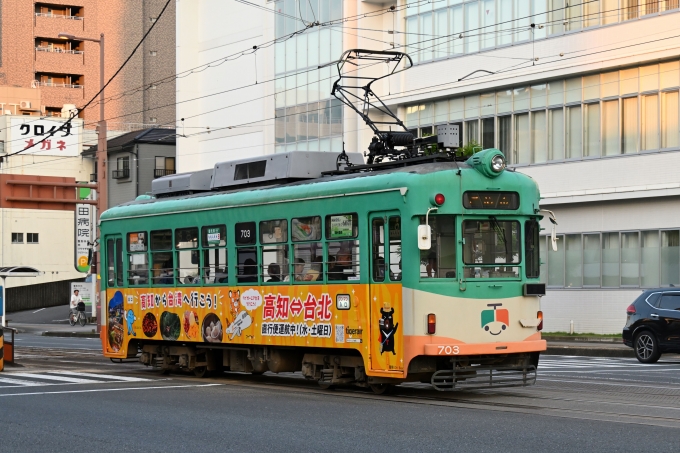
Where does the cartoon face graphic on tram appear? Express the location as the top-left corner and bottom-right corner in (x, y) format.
(481, 303), (509, 336)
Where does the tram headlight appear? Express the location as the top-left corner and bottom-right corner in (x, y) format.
(491, 154), (506, 173)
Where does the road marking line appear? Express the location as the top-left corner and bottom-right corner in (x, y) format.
(50, 371), (150, 382)
(32, 308), (46, 313)
(540, 378), (680, 390)
(0, 377), (43, 387)
(6, 373), (103, 384)
(0, 383), (223, 397)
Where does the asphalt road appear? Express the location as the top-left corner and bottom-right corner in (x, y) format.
(1, 331), (678, 452)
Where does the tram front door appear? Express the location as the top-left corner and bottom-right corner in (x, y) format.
(368, 212), (403, 373)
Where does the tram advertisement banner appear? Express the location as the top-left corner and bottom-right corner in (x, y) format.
(105, 284), (403, 372)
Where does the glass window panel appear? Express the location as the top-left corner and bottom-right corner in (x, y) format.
(660, 61), (680, 89)
(482, 0), (496, 49)
(421, 103), (433, 125)
(532, 110), (548, 163)
(602, 232), (620, 287)
(330, 0), (341, 20)
(585, 0), (601, 27)
(497, 89), (513, 114)
(296, 72), (307, 105)
(549, 0), (565, 35)
(567, 0), (582, 30)
(285, 74), (296, 108)
(296, 33), (307, 69)
(514, 113), (530, 163)
(466, 120), (479, 143)
(640, 64), (659, 92)
(622, 97), (639, 153)
(328, 240), (360, 281)
(480, 92), (495, 116)
(464, 95), (480, 119)
(319, 28), (331, 64)
(498, 116), (512, 158)
(308, 31), (319, 68)
(275, 42), (285, 75)
(583, 74), (600, 100)
(498, 0), (513, 45)
(482, 117), (495, 149)
(603, 0), (620, 24)
(548, 234), (565, 286)
(641, 230), (660, 287)
(450, 97), (464, 120)
(319, 0), (329, 22)
(451, 5), (464, 54)
(330, 29), (342, 63)
(531, 84), (547, 108)
(565, 234), (582, 287)
(308, 69), (319, 103)
(406, 15), (419, 62)
(285, 106), (296, 143)
(532, 0), (548, 39)
(434, 8), (449, 58)
(435, 99), (449, 123)
(465, 3), (480, 53)
(565, 77), (582, 103)
(514, 0), (530, 41)
(566, 105), (582, 158)
(388, 216), (402, 281)
(621, 232), (640, 286)
(406, 105), (420, 127)
(420, 13), (433, 61)
(549, 108), (565, 160)
(620, 67), (638, 95)
(642, 94), (660, 150)
(623, 0), (639, 20)
(275, 108), (285, 144)
(662, 91), (679, 148)
(583, 234), (601, 286)
(547, 80), (564, 105)
(514, 87), (530, 111)
(330, 99), (342, 136)
(603, 100), (620, 156)
(584, 103), (601, 157)
(285, 36), (296, 72)
(128, 253), (148, 285)
(601, 71), (619, 98)
(665, 0), (680, 10)
(307, 102), (319, 140)
(661, 230), (680, 286)
(642, 0), (660, 15)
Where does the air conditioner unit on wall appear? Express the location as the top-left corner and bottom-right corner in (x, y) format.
(20, 101), (31, 109)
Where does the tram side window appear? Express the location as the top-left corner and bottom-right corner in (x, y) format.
(260, 219), (288, 283)
(462, 219), (521, 279)
(116, 238), (123, 287)
(388, 216), (402, 281)
(107, 239), (115, 286)
(235, 222), (258, 283)
(525, 220), (540, 279)
(176, 227), (199, 285)
(202, 225), (227, 284)
(419, 215), (456, 279)
(128, 231), (148, 285)
(290, 216), (322, 283)
(150, 230), (173, 285)
(326, 213), (360, 281)
(371, 218), (385, 282)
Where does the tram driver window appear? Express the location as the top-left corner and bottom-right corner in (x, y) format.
(290, 216), (322, 282)
(462, 219), (521, 279)
(128, 231), (148, 285)
(202, 225), (227, 284)
(326, 213), (360, 281)
(388, 216), (402, 281)
(176, 227), (199, 285)
(150, 230), (173, 285)
(107, 239), (115, 286)
(236, 222), (258, 283)
(419, 215), (456, 279)
(260, 219), (288, 283)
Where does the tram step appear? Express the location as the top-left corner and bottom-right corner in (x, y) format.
(431, 365), (537, 391)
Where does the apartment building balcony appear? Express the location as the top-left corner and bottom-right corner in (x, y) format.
(154, 168), (176, 178)
(112, 168), (130, 179)
(35, 3), (85, 38)
(35, 49), (85, 73)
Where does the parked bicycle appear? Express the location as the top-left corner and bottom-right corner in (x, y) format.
(69, 301), (87, 327)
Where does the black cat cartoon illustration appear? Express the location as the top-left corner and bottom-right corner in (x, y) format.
(378, 308), (399, 355)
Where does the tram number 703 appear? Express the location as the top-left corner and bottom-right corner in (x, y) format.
(438, 345), (460, 355)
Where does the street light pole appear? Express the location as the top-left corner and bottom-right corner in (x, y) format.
(59, 32), (106, 330)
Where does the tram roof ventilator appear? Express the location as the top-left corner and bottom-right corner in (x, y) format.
(152, 152), (363, 198)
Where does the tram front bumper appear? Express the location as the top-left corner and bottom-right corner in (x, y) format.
(423, 339), (546, 356)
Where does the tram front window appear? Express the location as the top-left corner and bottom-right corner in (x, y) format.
(419, 215), (456, 279)
(463, 219), (521, 278)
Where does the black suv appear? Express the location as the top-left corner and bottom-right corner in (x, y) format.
(623, 289), (680, 363)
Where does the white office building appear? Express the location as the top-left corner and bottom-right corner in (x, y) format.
(176, 0), (680, 333)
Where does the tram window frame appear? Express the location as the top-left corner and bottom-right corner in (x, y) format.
(201, 225), (228, 285)
(150, 229), (173, 286)
(115, 238), (123, 287)
(371, 218), (386, 282)
(290, 216), (323, 283)
(107, 239), (115, 287)
(418, 215), (456, 279)
(175, 227), (199, 286)
(260, 219), (288, 284)
(127, 231), (149, 286)
(525, 220), (541, 279)
(236, 222), (258, 284)
(325, 213), (360, 281)
(388, 216), (402, 282)
(462, 219), (522, 280)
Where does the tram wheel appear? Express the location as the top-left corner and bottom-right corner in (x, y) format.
(318, 379), (334, 390)
(369, 384), (393, 395)
(193, 366), (208, 378)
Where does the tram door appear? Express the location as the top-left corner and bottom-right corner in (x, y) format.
(368, 212), (403, 373)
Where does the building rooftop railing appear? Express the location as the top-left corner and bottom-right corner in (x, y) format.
(36, 47), (83, 55)
(154, 168), (176, 178)
(31, 80), (83, 89)
(35, 12), (83, 20)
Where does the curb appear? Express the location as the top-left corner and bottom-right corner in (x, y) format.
(545, 345), (634, 358)
(42, 331), (100, 339)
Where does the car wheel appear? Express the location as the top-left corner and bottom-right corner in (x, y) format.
(634, 331), (661, 364)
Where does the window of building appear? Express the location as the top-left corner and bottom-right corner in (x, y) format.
(154, 157), (175, 178)
(113, 157), (130, 179)
(149, 51), (157, 56)
(11, 233), (23, 243)
(27, 233), (39, 243)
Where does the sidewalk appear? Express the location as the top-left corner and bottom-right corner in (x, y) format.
(545, 340), (633, 358)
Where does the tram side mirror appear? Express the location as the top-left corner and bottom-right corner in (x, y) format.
(418, 225), (432, 250)
(551, 225), (558, 252)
